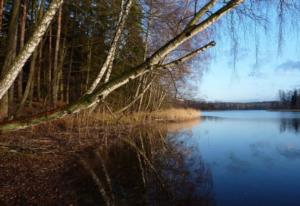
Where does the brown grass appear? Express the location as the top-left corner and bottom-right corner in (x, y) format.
(90, 108), (201, 124)
(149, 108), (201, 122)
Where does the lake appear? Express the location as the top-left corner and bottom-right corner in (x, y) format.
(172, 110), (300, 206)
(1, 110), (300, 205)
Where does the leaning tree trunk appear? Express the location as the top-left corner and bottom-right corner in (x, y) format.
(0, 0), (64, 101)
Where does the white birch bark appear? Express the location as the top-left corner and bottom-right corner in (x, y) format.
(87, 0), (133, 93)
(0, 0), (64, 101)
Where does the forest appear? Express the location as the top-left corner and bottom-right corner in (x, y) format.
(0, 0), (223, 133)
(279, 89), (300, 110)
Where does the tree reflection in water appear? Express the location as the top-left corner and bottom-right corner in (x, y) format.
(279, 118), (300, 134)
(74, 125), (214, 206)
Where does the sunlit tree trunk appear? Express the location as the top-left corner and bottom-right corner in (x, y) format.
(0, 0), (21, 120)
(52, 6), (62, 105)
(136, 0), (153, 112)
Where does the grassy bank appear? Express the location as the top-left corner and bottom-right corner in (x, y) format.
(93, 108), (201, 124)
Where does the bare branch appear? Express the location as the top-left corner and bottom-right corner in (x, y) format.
(149, 0), (244, 64)
(116, 79), (154, 114)
(162, 41), (216, 68)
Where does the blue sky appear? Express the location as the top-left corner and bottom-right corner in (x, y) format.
(196, 13), (300, 102)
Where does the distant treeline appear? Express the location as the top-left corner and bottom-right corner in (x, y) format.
(279, 89), (300, 110)
(180, 89), (300, 111)
(179, 100), (280, 111)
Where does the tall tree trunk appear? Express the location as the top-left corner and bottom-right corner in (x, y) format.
(57, 38), (66, 103)
(66, 44), (74, 104)
(28, 70), (35, 108)
(15, 49), (38, 116)
(17, 0), (28, 100)
(52, 6), (62, 105)
(37, 43), (42, 101)
(85, 42), (92, 91)
(36, 0), (46, 102)
(136, 1), (152, 112)
(48, 26), (52, 104)
(0, 0), (64, 102)
(15, 0), (46, 116)
(0, 0), (4, 34)
(0, 0), (20, 120)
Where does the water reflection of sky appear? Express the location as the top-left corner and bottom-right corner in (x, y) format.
(172, 111), (300, 206)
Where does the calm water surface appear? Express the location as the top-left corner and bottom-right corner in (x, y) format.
(172, 110), (300, 206)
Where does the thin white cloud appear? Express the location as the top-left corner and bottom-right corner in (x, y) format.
(276, 60), (300, 71)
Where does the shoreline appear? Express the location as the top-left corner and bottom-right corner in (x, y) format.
(268, 109), (300, 112)
(93, 108), (201, 125)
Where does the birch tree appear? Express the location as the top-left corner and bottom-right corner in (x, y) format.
(0, 0), (64, 101)
(87, 0), (133, 94)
